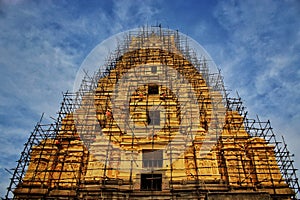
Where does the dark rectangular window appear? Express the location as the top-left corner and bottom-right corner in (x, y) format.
(143, 149), (163, 168)
(148, 84), (159, 95)
(141, 174), (162, 191)
(151, 66), (157, 74)
(147, 110), (160, 126)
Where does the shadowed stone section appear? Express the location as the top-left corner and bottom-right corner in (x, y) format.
(207, 192), (271, 200)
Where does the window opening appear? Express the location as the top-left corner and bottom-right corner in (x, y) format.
(147, 110), (160, 126)
(148, 84), (159, 95)
(141, 174), (162, 191)
(142, 149), (163, 168)
(151, 66), (157, 74)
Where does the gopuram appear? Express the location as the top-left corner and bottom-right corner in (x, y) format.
(6, 27), (300, 199)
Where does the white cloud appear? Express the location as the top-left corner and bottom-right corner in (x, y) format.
(0, 2), (90, 196)
(214, 0), (300, 110)
(111, 0), (161, 31)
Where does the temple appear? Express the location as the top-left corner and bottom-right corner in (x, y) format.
(6, 27), (299, 199)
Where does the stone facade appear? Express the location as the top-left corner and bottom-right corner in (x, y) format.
(12, 28), (296, 199)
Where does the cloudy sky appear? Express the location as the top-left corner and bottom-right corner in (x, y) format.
(0, 0), (299, 197)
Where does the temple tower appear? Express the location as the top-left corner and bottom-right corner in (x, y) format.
(6, 27), (299, 199)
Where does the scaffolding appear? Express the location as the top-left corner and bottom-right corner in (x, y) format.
(5, 26), (300, 200)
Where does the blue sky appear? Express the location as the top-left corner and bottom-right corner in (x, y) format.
(0, 0), (299, 197)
